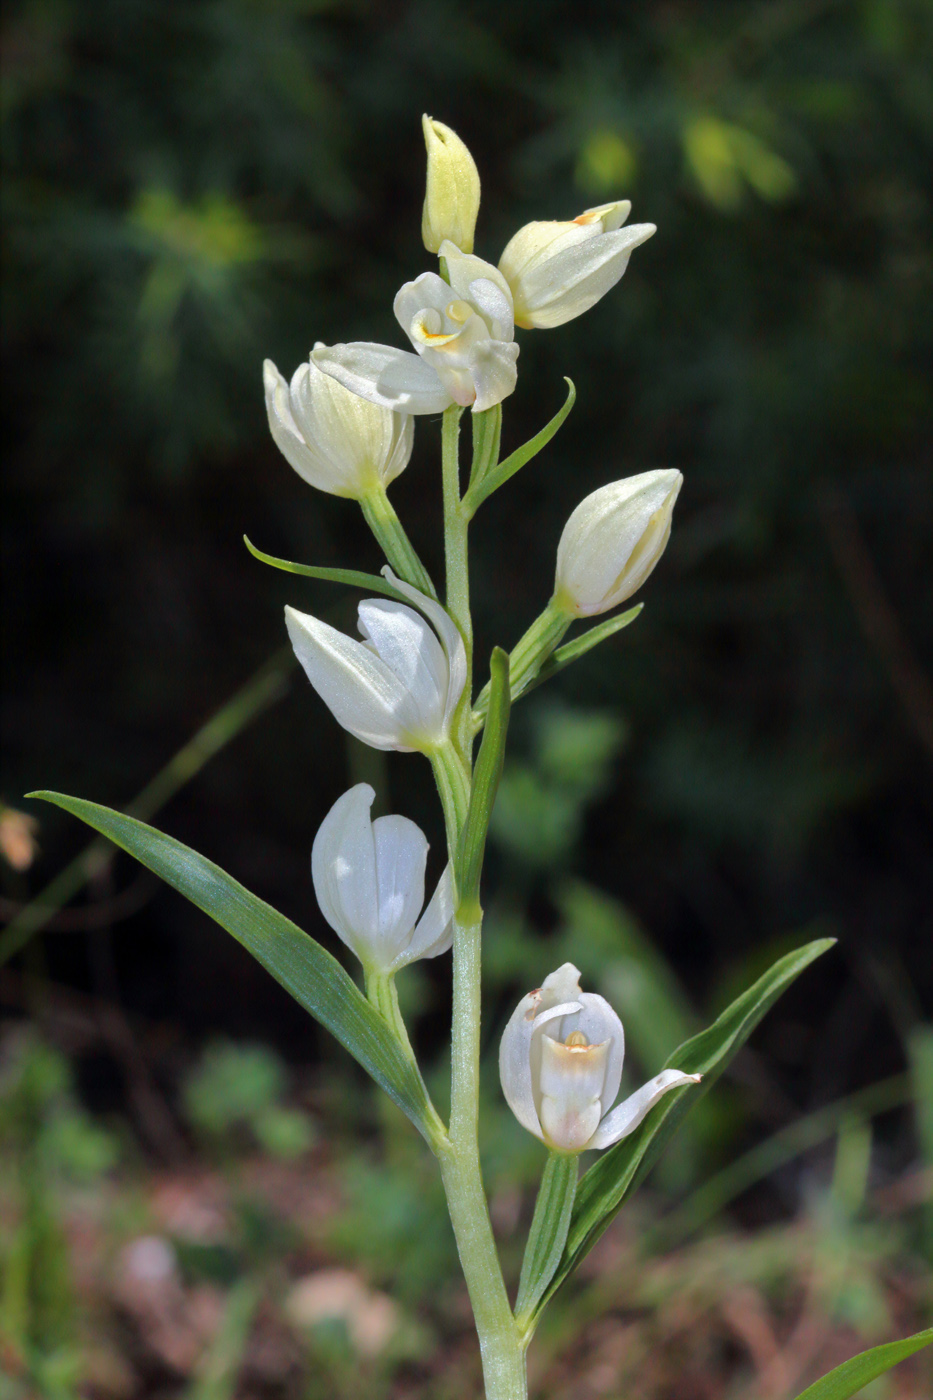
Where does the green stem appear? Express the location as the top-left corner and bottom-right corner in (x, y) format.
(441, 405), (474, 761)
(359, 485), (437, 599)
(472, 597), (573, 727)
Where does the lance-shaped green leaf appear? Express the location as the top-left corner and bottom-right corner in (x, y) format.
(463, 379), (576, 517)
(528, 937), (835, 1322)
(28, 793), (447, 1148)
(791, 1328), (932, 1400)
(514, 1151), (578, 1328)
(456, 647), (511, 916)
(472, 605), (643, 732)
(244, 536), (410, 604)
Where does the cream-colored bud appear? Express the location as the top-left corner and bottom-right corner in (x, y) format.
(554, 469), (683, 617)
(421, 115), (481, 255)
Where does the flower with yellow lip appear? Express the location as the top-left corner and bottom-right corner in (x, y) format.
(499, 200), (656, 330)
(499, 963), (701, 1154)
(311, 242), (519, 415)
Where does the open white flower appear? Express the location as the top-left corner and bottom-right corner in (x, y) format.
(311, 242), (519, 416)
(285, 571), (467, 753)
(498, 200), (656, 330)
(313, 784), (453, 974)
(555, 469), (683, 617)
(264, 350), (412, 499)
(499, 963), (700, 1154)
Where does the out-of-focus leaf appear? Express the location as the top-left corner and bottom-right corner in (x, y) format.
(29, 793), (444, 1146)
(789, 1328), (932, 1400)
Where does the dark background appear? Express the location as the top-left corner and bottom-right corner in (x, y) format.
(3, 0), (931, 1148)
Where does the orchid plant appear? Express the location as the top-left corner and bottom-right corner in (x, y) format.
(32, 118), (929, 1399)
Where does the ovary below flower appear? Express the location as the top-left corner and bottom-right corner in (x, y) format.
(498, 200), (656, 330)
(554, 469), (683, 617)
(285, 571), (467, 753)
(499, 963), (700, 1154)
(313, 784), (453, 974)
(311, 243), (519, 415)
(264, 348), (413, 498)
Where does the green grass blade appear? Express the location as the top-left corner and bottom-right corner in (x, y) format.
(27, 793), (444, 1145)
(243, 536), (410, 602)
(790, 1328), (933, 1400)
(531, 936), (836, 1319)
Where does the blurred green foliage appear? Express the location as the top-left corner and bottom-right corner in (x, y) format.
(183, 1038), (316, 1158)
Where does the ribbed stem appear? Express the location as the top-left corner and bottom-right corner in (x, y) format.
(473, 597), (572, 727)
(514, 1150), (578, 1336)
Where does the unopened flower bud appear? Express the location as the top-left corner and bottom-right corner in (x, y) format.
(264, 349), (413, 499)
(554, 469), (683, 617)
(421, 115), (481, 255)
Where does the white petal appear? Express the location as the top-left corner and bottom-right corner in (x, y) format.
(538, 1036), (611, 1152)
(312, 342), (451, 415)
(499, 988), (549, 1141)
(465, 277), (514, 342)
(290, 354), (413, 494)
(285, 606), (415, 751)
(311, 785), (379, 961)
(394, 271), (453, 337)
(357, 600), (449, 741)
(395, 864), (454, 969)
(264, 359), (330, 488)
(513, 223), (656, 329)
(440, 241), (514, 311)
(380, 570), (467, 733)
(589, 1069), (702, 1150)
(468, 337), (519, 413)
(550, 992), (626, 1120)
(371, 813), (428, 954)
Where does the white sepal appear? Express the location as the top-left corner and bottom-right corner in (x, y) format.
(312, 784), (453, 974)
(498, 202), (655, 329)
(311, 342), (452, 416)
(588, 1069), (703, 1149)
(499, 962), (700, 1154)
(285, 580), (465, 753)
(555, 469), (683, 617)
(263, 352), (413, 498)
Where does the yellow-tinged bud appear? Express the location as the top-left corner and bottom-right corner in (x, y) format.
(421, 115), (481, 255)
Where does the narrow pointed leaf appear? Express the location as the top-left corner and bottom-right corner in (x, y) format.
(244, 536), (410, 603)
(457, 647), (510, 912)
(464, 379), (576, 516)
(791, 1328), (932, 1400)
(471, 605), (643, 731)
(514, 1151), (578, 1328)
(531, 937), (836, 1319)
(29, 793), (444, 1145)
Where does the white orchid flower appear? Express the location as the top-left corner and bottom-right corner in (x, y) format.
(555, 469), (683, 617)
(499, 963), (700, 1154)
(498, 201), (656, 330)
(311, 242), (519, 416)
(312, 783), (453, 974)
(264, 349), (413, 498)
(285, 570), (467, 753)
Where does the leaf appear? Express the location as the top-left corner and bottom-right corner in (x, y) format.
(28, 793), (445, 1146)
(790, 1328), (932, 1400)
(457, 647), (511, 913)
(531, 937), (835, 1319)
(537, 605), (643, 683)
(243, 536), (410, 603)
(463, 379), (576, 516)
(514, 1151), (578, 1327)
